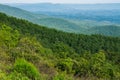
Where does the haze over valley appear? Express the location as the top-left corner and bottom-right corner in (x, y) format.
(0, 3), (120, 36)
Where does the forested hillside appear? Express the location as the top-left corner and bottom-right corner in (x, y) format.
(0, 12), (120, 80)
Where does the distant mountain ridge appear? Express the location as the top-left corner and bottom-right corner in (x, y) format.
(0, 4), (85, 33)
(9, 3), (120, 23)
(0, 4), (120, 37)
(7, 3), (120, 11)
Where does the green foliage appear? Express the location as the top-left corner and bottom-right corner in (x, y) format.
(13, 58), (41, 80)
(0, 70), (7, 80)
(0, 12), (119, 80)
(90, 51), (109, 78)
(0, 24), (20, 48)
(53, 72), (73, 80)
(53, 73), (66, 80)
(0, 12), (120, 54)
(74, 57), (90, 76)
(74, 51), (120, 79)
(8, 71), (29, 80)
(56, 58), (73, 73)
(91, 51), (106, 63)
(52, 42), (75, 58)
(0, 70), (30, 80)
(52, 42), (74, 53)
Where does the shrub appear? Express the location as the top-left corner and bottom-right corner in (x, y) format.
(56, 58), (73, 73)
(0, 24), (20, 48)
(8, 71), (29, 80)
(53, 72), (73, 80)
(0, 70), (7, 80)
(14, 58), (41, 80)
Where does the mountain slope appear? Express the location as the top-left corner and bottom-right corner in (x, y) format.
(0, 12), (120, 80)
(7, 3), (120, 12)
(0, 4), (85, 33)
(9, 3), (120, 23)
(0, 4), (120, 36)
(88, 25), (120, 36)
(0, 12), (120, 53)
(0, 4), (47, 20)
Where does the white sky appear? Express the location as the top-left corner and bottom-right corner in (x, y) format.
(0, 0), (120, 4)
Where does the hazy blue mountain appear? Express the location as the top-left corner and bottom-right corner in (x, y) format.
(0, 4), (48, 20)
(7, 3), (120, 11)
(1, 4), (120, 36)
(8, 3), (120, 24)
(0, 4), (85, 33)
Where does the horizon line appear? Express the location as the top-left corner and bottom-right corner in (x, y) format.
(2, 2), (120, 5)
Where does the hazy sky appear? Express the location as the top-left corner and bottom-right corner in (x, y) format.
(0, 0), (120, 4)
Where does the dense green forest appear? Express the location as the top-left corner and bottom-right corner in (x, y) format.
(0, 12), (120, 80)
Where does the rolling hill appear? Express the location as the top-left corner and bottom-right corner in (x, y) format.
(8, 3), (120, 23)
(0, 4), (120, 36)
(0, 4), (85, 33)
(87, 25), (120, 36)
